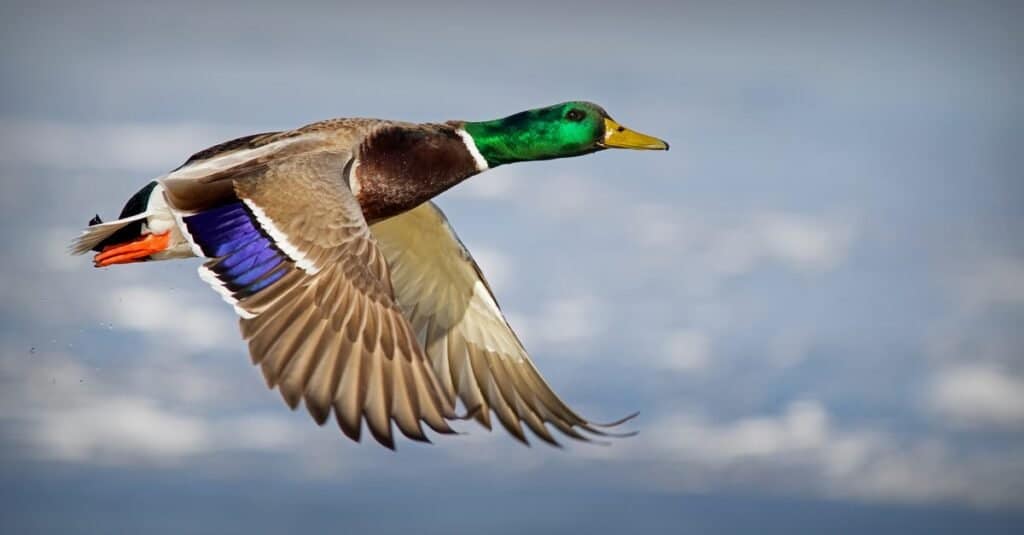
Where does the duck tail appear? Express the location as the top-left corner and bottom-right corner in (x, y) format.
(68, 180), (175, 267)
(68, 212), (151, 255)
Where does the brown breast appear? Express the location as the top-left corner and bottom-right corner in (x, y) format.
(354, 123), (480, 222)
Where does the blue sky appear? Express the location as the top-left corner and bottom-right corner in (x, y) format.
(1, 0), (1022, 533)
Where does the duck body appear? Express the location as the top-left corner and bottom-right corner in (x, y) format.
(70, 101), (668, 449)
(83, 117), (486, 260)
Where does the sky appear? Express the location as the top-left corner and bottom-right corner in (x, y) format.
(1, 0), (1022, 533)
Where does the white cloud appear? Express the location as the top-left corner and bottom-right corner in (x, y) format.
(33, 396), (210, 463)
(107, 285), (236, 352)
(703, 213), (855, 276)
(445, 166), (857, 296)
(5, 346), (1024, 509)
(659, 329), (712, 372)
(757, 213), (855, 272)
(647, 401), (830, 464)
(26, 394), (321, 467)
(0, 120), (242, 172)
(926, 365), (1024, 429)
(0, 350), (347, 469)
(602, 201), (859, 300)
(0, 351), (199, 463)
(605, 401), (1024, 508)
(534, 296), (605, 347)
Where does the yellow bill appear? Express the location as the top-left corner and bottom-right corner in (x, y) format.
(601, 118), (669, 150)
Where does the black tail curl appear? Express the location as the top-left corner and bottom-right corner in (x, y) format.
(88, 180), (158, 252)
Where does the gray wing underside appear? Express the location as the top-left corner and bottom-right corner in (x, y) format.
(370, 201), (636, 446)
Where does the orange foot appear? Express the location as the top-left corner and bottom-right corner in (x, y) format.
(94, 232), (170, 267)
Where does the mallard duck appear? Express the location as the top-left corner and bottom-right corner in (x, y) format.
(70, 101), (669, 449)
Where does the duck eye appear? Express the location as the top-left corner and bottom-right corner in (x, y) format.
(566, 109), (585, 122)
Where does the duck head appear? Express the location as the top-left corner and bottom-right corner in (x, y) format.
(461, 101), (669, 167)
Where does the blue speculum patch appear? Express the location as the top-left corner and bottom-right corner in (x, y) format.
(183, 202), (288, 297)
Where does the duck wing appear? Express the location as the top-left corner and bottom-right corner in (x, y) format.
(370, 201), (636, 446)
(162, 138), (457, 449)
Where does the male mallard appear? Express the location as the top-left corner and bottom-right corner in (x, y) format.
(70, 101), (669, 449)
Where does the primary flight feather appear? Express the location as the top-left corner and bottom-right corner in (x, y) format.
(70, 101), (669, 449)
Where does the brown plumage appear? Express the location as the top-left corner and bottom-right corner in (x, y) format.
(355, 122), (480, 222)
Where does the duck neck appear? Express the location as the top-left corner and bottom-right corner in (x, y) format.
(461, 118), (522, 167)
(461, 115), (551, 167)
(460, 108), (603, 167)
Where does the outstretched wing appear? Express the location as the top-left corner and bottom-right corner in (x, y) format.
(163, 142), (457, 449)
(370, 201), (635, 446)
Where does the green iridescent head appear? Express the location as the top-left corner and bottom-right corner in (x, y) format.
(462, 101), (668, 168)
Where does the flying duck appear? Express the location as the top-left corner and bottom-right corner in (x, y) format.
(70, 101), (669, 449)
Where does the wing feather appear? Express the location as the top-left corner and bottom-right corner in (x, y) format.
(164, 142), (458, 449)
(370, 201), (636, 445)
